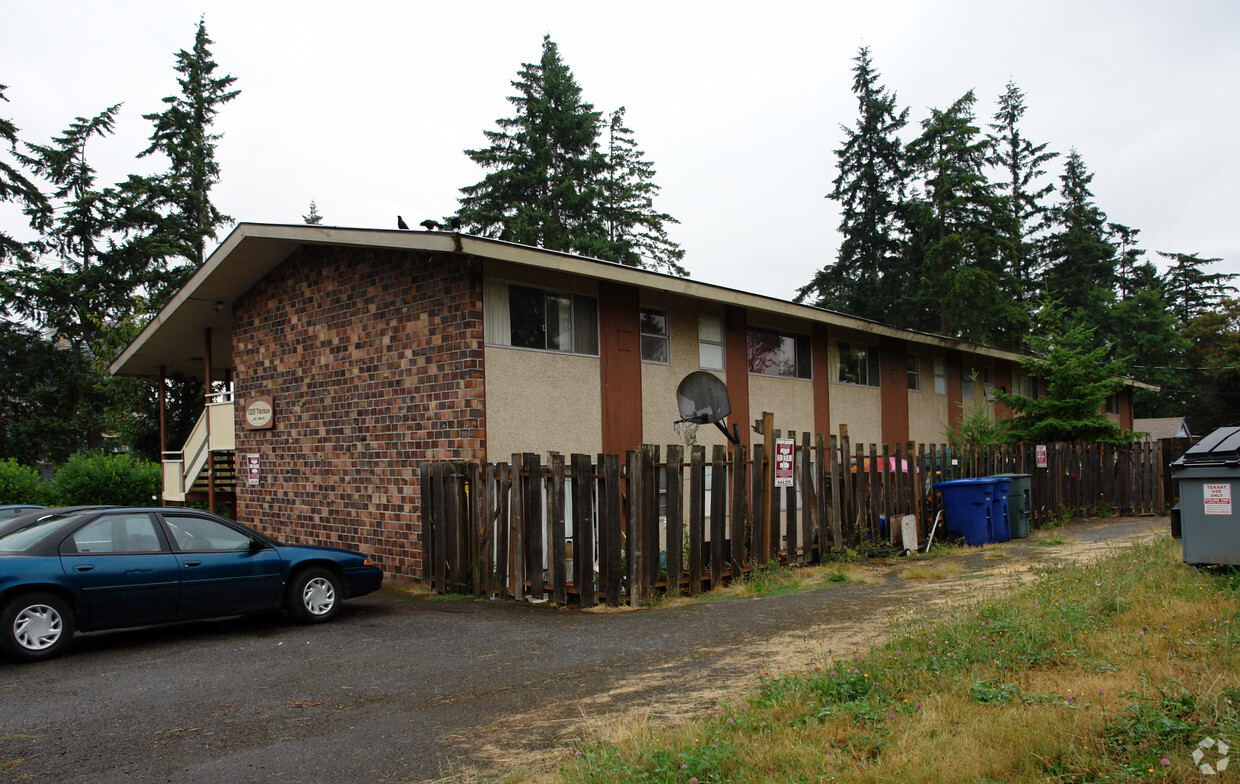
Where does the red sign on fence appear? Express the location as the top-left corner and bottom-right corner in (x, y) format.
(1036, 445), (1048, 469)
(774, 439), (795, 487)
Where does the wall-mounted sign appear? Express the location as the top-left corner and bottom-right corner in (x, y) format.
(1036, 444), (1048, 469)
(245, 396), (274, 430)
(247, 453), (260, 486)
(774, 438), (795, 488)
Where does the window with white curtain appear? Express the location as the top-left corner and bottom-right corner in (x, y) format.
(483, 280), (598, 355)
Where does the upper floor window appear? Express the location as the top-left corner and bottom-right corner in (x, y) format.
(832, 341), (879, 386)
(933, 357), (947, 395)
(484, 280), (598, 356)
(1014, 371), (1033, 398)
(699, 315), (724, 370)
(639, 308), (669, 364)
(1105, 394), (1119, 415)
(747, 327), (811, 379)
(907, 355), (922, 391)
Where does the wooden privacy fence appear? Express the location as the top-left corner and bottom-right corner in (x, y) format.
(419, 436), (1167, 607)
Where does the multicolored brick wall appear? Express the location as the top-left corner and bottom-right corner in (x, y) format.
(231, 245), (485, 581)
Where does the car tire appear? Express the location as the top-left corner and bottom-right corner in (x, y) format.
(1, 592), (75, 662)
(287, 568), (342, 624)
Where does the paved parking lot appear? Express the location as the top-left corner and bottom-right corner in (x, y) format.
(0, 517), (1169, 783)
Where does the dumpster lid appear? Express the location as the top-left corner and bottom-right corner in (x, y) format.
(1172, 426), (1240, 468)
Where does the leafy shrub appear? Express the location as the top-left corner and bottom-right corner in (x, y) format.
(47, 452), (161, 507)
(0, 459), (43, 504)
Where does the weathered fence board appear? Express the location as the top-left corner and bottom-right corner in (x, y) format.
(420, 436), (1166, 606)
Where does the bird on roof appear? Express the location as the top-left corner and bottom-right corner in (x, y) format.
(397, 216), (410, 230)
(420, 219), (442, 231)
(449, 216), (462, 231)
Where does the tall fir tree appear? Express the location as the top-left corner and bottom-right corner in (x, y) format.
(0, 84), (51, 271)
(905, 90), (1017, 344)
(1182, 297), (1240, 433)
(995, 298), (1128, 444)
(797, 47), (908, 319)
(1040, 149), (1116, 328)
(1157, 251), (1237, 323)
(986, 81), (1057, 305)
(459, 35), (605, 256)
(595, 107), (686, 275)
(139, 17), (239, 290)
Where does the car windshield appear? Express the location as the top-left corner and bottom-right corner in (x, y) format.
(0, 514), (86, 552)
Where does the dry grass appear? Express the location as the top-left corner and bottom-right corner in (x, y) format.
(552, 536), (1240, 783)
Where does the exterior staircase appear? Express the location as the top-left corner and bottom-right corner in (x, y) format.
(162, 395), (236, 503)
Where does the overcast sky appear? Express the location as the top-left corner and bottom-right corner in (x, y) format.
(3, 0), (1237, 301)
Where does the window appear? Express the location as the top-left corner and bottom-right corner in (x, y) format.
(907, 355), (922, 391)
(70, 514), (162, 554)
(639, 308), (669, 363)
(981, 368), (995, 401)
(1014, 372), (1033, 398)
(1105, 394), (1119, 415)
(747, 327), (811, 379)
(483, 280), (599, 355)
(163, 515), (252, 552)
(933, 357), (947, 395)
(699, 315), (724, 370)
(962, 370), (974, 399)
(832, 341), (879, 386)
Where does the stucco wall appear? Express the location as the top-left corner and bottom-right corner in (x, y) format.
(232, 246), (485, 581)
(484, 345), (603, 460)
(748, 374), (815, 438)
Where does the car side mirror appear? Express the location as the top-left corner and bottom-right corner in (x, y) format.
(249, 537), (266, 551)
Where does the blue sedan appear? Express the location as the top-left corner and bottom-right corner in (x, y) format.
(0, 507), (383, 662)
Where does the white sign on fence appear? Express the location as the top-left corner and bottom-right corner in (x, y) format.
(1204, 483), (1232, 516)
(774, 438), (795, 487)
(1036, 444), (1048, 469)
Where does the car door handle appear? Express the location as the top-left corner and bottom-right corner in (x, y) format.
(74, 565), (94, 572)
(182, 561), (202, 567)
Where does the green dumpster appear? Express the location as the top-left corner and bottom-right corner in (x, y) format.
(994, 473), (1032, 538)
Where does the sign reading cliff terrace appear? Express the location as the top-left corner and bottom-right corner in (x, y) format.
(245, 396), (274, 430)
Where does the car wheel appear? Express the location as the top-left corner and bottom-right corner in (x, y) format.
(287, 568), (342, 624)
(1, 592), (75, 662)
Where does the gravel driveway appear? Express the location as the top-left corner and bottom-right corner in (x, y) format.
(0, 517), (1169, 783)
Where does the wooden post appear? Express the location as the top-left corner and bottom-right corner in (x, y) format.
(688, 445), (705, 597)
(729, 443), (746, 578)
(785, 430), (798, 565)
(571, 454), (595, 607)
(749, 444), (764, 567)
(601, 454), (622, 607)
(710, 445), (727, 588)
(666, 445), (684, 598)
(627, 450), (643, 607)
(550, 454), (567, 605)
(760, 411), (775, 560)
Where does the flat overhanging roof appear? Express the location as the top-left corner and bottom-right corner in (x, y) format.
(108, 222), (1158, 392)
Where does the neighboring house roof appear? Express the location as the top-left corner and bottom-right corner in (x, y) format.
(107, 222), (1160, 392)
(1133, 417), (1192, 440)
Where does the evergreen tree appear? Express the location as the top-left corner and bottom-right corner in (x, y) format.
(139, 17), (239, 283)
(595, 107), (686, 275)
(1157, 251), (1237, 322)
(13, 105), (128, 344)
(0, 84), (51, 270)
(1109, 223), (1151, 300)
(1109, 285), (1190, 417)
(995, 299), (1128, 444)
(459, 35), (605, 255)
(1182, 297), (1240, 433)
(302, 199), (323, 225)
(1040, 149), (1116, 327)
(987, 81), (1057, 304)
(797, 47), (908, 318)
(905, 91), (1017, 344)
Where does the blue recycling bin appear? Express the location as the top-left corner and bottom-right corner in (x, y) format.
(987, 476), (1012, 542)
(935, 478), (998, 546)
